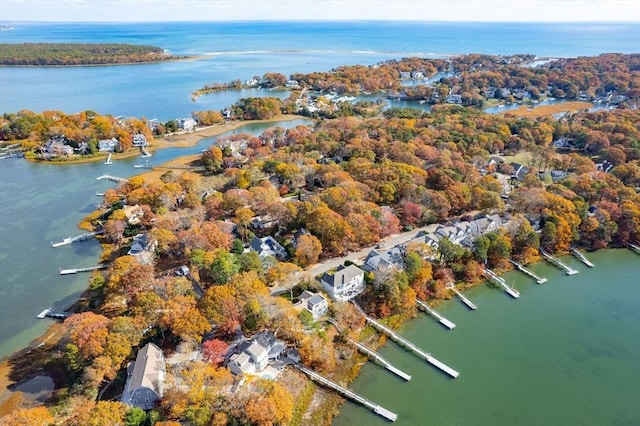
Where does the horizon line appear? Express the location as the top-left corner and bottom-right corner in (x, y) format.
(3, 19), (640, 24)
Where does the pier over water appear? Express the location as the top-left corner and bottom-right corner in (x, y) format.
(447, 283), (478, 310)
(293, 363), (398, 422)
(352, 302), (460, 378)
(509, 259), (548, 284)
(482, 268), (520, 299)
(540, 248), (579, 275)
(571, 248), (594, 267)
(416, 300), (456, 329)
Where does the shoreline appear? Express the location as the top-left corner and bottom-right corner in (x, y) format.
(0, 113), (310, 408)
(23, 114), (309, 166)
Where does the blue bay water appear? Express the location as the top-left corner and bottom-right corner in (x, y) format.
(1, 21), (639, 119)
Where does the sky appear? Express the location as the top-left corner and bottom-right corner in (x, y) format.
(2, 0), (639, 22)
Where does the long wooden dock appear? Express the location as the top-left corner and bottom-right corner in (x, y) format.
(629, 243), (640, 255)
(327, 318), (411, 381)
(96, 174), (126, 182)
(540, 248), (579, 275)
(104, 152), (113, 165)
(447, 283), (478, 310)
(570, 248), (594, 267)
(52, 230), (103, 248)
(353, 302), (460, 378)
(294, 363), (398, 422)
(416, 300), (456, 329)
(351, 340), (412, 381)
(483, 268), (520, 299)
(59, 265), (108, 275)
(509, 259), (547, 284)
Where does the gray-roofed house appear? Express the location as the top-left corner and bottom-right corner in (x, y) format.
(227, 330), (285, 377)
(294, 290), (329, 321)
(128, 233), (157, 264)
(363, 247), (405, 276)
(320, 264), (365, 302)
(121, 343), (165, 410)
(249, 236), (287, 260)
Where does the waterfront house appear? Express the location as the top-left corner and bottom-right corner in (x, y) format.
(98, 137), (120, 152)
(121, 343), (165, 410)
(176, 117), (197, 132)
(128, 233), (157, 264)
(133, 134), (148, 147)
(320, 264), (365, 302)
(227, 330), (285, 377)
(249, 236), (287, 260)
(43, 135), (74, 157)
(294, 291), (329, 321)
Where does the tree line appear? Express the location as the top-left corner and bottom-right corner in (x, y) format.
(0, 43), (186, 66)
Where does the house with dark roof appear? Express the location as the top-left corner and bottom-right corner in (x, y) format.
(249, 236), (287, 260)
(510, 162), (529, 181)
(320, 264), (365, 302)
(128, 233), (157, 264)
(121, 343), (165, 410)
(294, 291), (329, 321)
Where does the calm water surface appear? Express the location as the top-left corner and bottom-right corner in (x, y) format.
(335, 249), (640, 425)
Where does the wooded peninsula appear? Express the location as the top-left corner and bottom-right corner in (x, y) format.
(0, 43), (186, 66)
(1, 52), (639, 426)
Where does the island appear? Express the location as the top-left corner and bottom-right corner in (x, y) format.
(0, 43), (188, 66)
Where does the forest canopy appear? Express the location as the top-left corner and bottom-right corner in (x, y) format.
(0, 43), (186, 66)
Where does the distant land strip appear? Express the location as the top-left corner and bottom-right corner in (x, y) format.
(0, 43), (189, 66)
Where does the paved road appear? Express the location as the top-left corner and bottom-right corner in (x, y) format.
(270, 223), (439, 295)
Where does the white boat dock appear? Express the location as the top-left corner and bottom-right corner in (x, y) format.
(570, 248), (594, 267)
(36, 308), (51, 319)
(629, 243), (640, 255)
(294, 363), (398, 422)
(96, 174), (126, 182)
(353, 302), (460, 378)
(51, 230), (102, 248)
(416, 300), (456, 329)
(59, 265), (108, 275)
(540, 248), (579, 275)
(104, 152), (113, 164)
(351, 340), (412, 381)
(509, 259), (548, 284)
(447, 283), (478, 310)
(483, 268), (520, 299)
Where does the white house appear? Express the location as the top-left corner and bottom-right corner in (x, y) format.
(98, 138), (120, 152)
(320, 264), (365, 302)
(176, 117), (197, 132)
(294, 291), (329, 321)
(133, 134), (148, 147)
(121, 343), (165, 410)
(227, 330), (285, 377)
